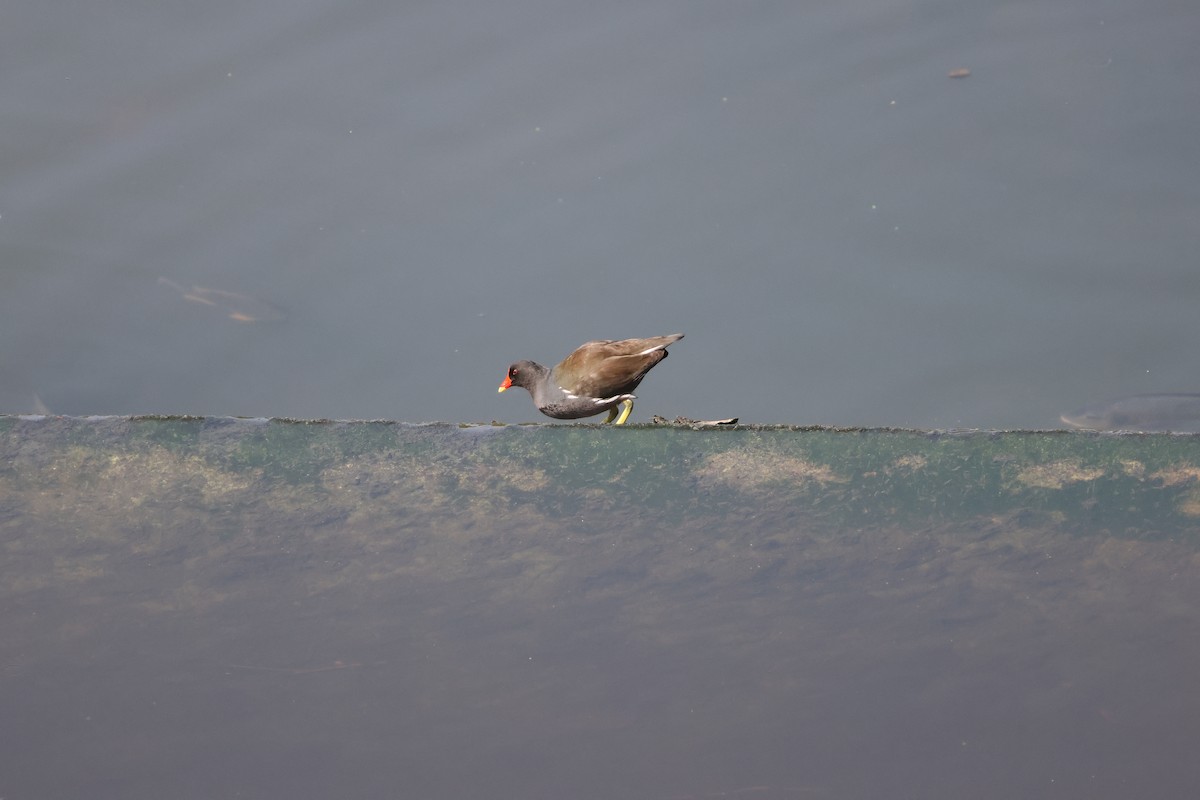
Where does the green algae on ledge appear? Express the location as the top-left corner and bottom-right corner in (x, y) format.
(2, 416), (1199, 541)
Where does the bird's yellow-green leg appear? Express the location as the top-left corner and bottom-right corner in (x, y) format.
(611, 398), (634, 425)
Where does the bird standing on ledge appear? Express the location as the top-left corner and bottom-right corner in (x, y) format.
(498, 334), (683, 424)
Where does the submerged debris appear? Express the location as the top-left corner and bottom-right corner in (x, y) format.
(651, 415), (739, 428)
(1060, 393), (1200, 432)
(158, 276), (286, 323)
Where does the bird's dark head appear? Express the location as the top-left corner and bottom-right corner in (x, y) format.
(497, 360), (541, 393)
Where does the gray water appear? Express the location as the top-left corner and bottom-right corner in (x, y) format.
(2, 0), (1198, 427)
(4, 417), (1200, 798)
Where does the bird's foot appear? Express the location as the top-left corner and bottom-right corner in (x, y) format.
(605, 399), (634, 425)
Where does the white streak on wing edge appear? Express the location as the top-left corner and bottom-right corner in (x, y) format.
(636, 345), (665, 355)
(560, 385), (634, 405)
(592, 394), (635, 405)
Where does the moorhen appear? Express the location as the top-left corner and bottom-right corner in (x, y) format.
(498, 334), (683, 424)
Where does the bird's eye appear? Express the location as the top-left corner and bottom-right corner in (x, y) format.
(510, 368), (519, 377)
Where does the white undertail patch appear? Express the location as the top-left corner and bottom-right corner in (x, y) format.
(593, 393), (635, 405)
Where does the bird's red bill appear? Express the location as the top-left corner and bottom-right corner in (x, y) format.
(498, 375), (513, 392)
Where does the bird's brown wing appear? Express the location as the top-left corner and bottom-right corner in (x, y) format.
(556, 335), (683, 396)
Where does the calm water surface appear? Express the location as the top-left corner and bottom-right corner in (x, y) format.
(1, 0), (1199, 426)
(7, 494), (1200, 799)
(7, 497), (1200, 799)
